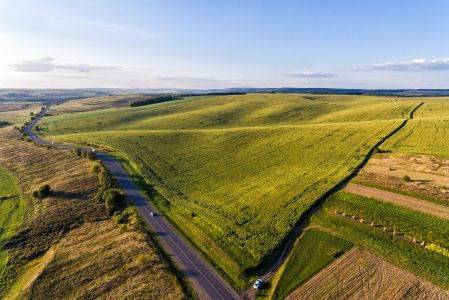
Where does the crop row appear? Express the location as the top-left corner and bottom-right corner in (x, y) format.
(312, 210), (449, 288)
(324, 192), (449, 249)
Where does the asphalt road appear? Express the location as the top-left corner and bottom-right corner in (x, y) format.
(25, 108), (239, 300)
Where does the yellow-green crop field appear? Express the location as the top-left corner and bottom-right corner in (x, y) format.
(40, 94), (419, 287)
(383, 98), (449, 157)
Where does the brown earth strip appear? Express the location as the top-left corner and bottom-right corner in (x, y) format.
(345, 183), (449, 220)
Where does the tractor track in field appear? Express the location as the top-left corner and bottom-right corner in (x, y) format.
(252, 101), (424, 296)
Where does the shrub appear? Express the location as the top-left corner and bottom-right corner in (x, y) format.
(119, 224), (128, 233)
(86, 151), (96, 161)
(104, 188), (125, 216)
(403, 175), (412, 182)
(39, 184), (51, 198)
(99, 169), (114, 189)
(115, 208), (133, 224)
(72, 147), (82, 156)
(90, 162), (102, 173)
(32, 184), (51, 198)
(135, 254), (152, 266)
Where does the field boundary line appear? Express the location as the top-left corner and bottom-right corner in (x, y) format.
(259, 101), (424, 292)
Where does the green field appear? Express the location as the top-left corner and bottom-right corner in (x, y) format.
(314, 192), (449, 288)
(39, 94), (419, 287)
(0, 166), (26, 275)
(272, 229), (352, 300)
(326, 192), (449, 250)
(383, 98), (449, 157)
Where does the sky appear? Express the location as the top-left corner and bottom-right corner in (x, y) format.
(0, 0), (449, 89)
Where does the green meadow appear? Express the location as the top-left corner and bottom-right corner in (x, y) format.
(0, 167), (26, 275)
(272, 229), (352, 300)
(40, 93), (419, 287)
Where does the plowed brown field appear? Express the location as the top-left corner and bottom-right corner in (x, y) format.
(287, 249), (449, 300)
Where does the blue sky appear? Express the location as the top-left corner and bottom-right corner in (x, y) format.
(1, 0), (449, 89)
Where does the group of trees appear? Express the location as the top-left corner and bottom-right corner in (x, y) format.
(94, 165), (126, 216)
(129, 95), (180, 107)
(32, 184), (51, 199)
(72, 147), (96, 160)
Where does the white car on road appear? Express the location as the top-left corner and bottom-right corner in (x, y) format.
(253, 279), (263, 289)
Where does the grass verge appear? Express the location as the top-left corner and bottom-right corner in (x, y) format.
(272, 229), (352, 300)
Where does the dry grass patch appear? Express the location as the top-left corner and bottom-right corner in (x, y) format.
(356, 153), (449, 206)
(29, 221), (183, 299)
(0, 128), (183, 299)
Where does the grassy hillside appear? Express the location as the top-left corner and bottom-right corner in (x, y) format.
(39, 93), (418, 287)
(383, 98), (449, 156)
(0, 167), (26, 276)
(0, 128), (184, 299)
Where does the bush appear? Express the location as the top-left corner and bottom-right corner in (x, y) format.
(72, 147), (82, 156)
(32, 184), (51, 198)
(114, 208), (133, 224)
(39, 184), (51, 198)
(104, 188), (125, 216)
(99, 169), (114, 189)
(90, 162), (102, 173)
(135, 254), (153, 266)
(86, 151), (96, 161)
(403, 175), (412, 182)
(119, 224), (128, 233)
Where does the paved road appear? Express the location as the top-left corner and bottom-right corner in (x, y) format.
(25, 108), (239, 300)
(345, 183), (449, 221)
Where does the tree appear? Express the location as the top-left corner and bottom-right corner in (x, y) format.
(39, 184), (51, 197)
(72, 147), (82, 156)
(32, 184), (51, 198)
(403, 175), (412, 182)
(30, 112), (34, 116)
(99, 169), (114, 189)
(104, 188), (125, 215)
(86, 151), (96, 161)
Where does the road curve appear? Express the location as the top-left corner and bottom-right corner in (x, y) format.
(25, 108), (239, 300)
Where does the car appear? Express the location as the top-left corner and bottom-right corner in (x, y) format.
(150, 211), (155, 216)
(253, 279), (263, 289)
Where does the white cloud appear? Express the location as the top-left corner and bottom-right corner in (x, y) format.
(355, 58), (449, 71)
(9, 57), (119, 73)
(285, 71), (338, 78)
(155, 76), (222, 83)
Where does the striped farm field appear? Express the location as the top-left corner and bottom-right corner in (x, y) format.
(39, 94), (419, 287)
(383, 98), (449, 157)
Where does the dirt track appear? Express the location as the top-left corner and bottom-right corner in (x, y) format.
(345, 183), (449, 220)
(287, 249), (449, 300)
